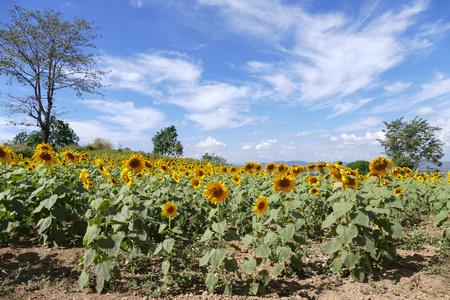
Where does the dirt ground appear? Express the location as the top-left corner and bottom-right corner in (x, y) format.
(1, 223), (449, 300)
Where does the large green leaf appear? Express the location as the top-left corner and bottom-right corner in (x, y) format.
(98, 232), (125, 256)
(94, 259), (115, 281)
(36, 216), (52, 235)
(337, 223), (359, 245)
(209, 248), (226, 269)
(255, 243), (270, 258)
(243, 258), (257, 274)
(323, 237), (342, 254)
(212, 220), (227, 235)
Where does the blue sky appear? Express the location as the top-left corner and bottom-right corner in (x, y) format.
(1, 0), (450, 164)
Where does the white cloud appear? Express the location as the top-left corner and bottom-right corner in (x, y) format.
(187, 106), (253, 130)
(82, 100), (164, 132)
(199, 0), (439, 113)
(416, 106), (435, 115)
(102, 52), (202, 95)
(384, 81), (412, 93)
(327, 98), (373, 118)
(255, 139), (277, 150)
(297, 131), (312, 137)
(242, 145), (252, 150)
(195, 136), (226, 149)
(330, 131), (385, 148)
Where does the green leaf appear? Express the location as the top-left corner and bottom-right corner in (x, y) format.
(98, 232), (125, 256)
(435, 210), (448, 226)
(84, 248), (96, 269)
(332, 201), (353, 219)
(323, 238), (342, 254)
(200, 228), (214, 242)
(199, 251), (212, 267)
(243, 258), (257, 274)
(224, 258), (238, 273)
(277, 223), (295, 241)
(356, 231), (376, 254)
(36, 216), (52, 235)
(258, 269), (270, 286)
(205, 272), (218, 292)
(96, 276), (104, 293)
(158, 223), (167, 234)
(264, 231), (277, 244)
(162, 238), (175, 253)
(224, 282), (233, 296)
(255, 243), (270, 258)
(249, 281), (259, 295)
(212, 220), (227, 235)
(153, 243), (163, 255)
(337, 223), (359, 245)
(162, 260), (170, 275)
(78, 270), (90, 289)
(349, 210), (370, 227)
(209, 248), (226, 269)
(83, 224), (100, 246)
(277, 246), (291, 263)
(94, 259), (115, 281)
(342, 251), (359, 270)
(321, 213), (337, 229)
(243, 234), (254, 246)
(272, 263), (283, 277)
(381, 220), (402, 238)
(224, 229), (240, 241)
(330, 258), (343, 273)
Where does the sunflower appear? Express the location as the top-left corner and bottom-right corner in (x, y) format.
(316, 163), (327, 173)
(276, 163), (288, 174)
(271, 175), (295, 193)
(341, 170), (360, 189)
(309, 187), (320, 196)
(183, 170), (192, 178)
(33, 149), (57, 166)
(242, 162), (254, 174)
(204, 181), (229, 205)
(394, 187), (403, 197)
(172, 172), (180, 183)
(396, 174), (404, 181)
(231, 173), (241, 185)
(60, 150), (79, 163)
(335, 161), (343, 167)
(306, 163), (316, 172)
(221, 165), (229, 174)
(125, 155), (145, 174)
(35, 143), (54, 153)
(229, 166), (239, 173)
(289, 166), (303, 177)
(369, 157), (393, 177)
(254, 163), (262, 173)
(265, 163), (276, 173)
(162, 201), (177, 218)
(253, 196), (269, 215)
(194, 167), (207, 179)
(329, 166), (343, 181)
(144, 160), (155, 174)
(107, 177), (119, 186)
(307, 176), (320, 186)
(402, 167), (413, 175)
(390, 167), (403, 177)
(121, 168), (134, 187)
(190, 177), (202, 189)
(80, 169), (93, 191)
(96, 159), (110, 176)
(0, 144), (13, 163)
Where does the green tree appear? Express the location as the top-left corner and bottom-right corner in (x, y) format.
(12, 117), (79, 148)
(346, 160), (370, 175)
(201, 152), (227, 165)
(152, 125), (183, 156)
(0, 6), (105, 144)
(378, 116), (445, 169)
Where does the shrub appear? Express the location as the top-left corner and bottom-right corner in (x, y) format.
(346, 160), (370, 175)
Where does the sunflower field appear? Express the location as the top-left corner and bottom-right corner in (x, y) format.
(0, 142), (449, 296)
